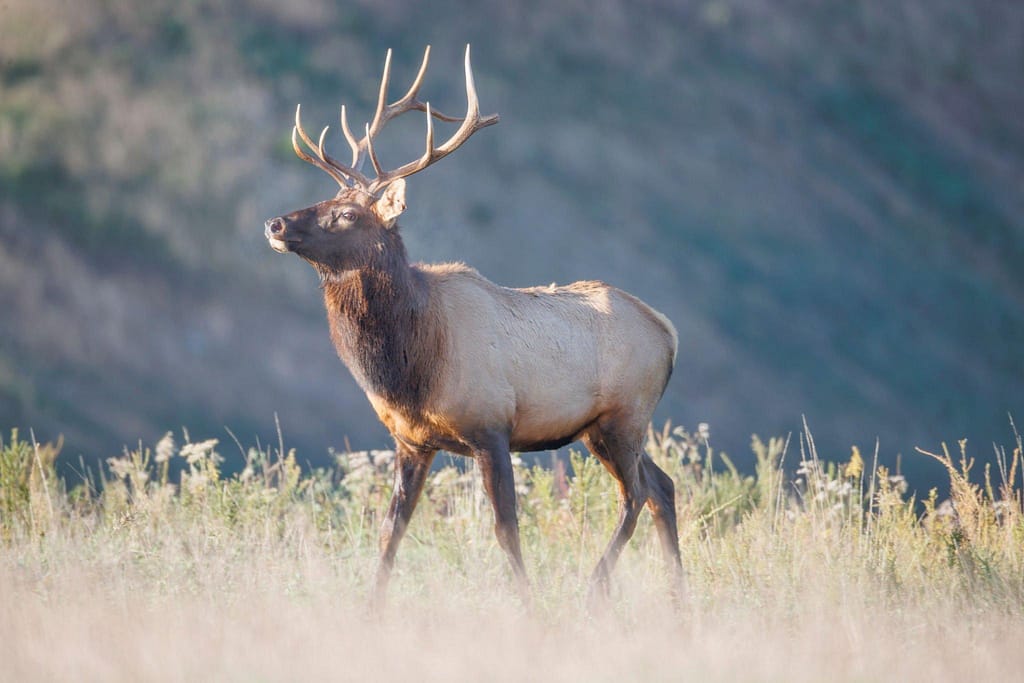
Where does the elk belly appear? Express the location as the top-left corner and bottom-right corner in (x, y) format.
(503, 344), (604, 451)
(509, 400), (599, 452)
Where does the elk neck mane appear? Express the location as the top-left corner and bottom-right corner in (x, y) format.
(318, 227), (443, 417)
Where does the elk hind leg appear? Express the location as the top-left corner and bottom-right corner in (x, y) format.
(581, 423), (647, 602)
(641, 452), (684, 599)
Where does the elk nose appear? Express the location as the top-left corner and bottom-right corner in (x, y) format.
(265, 217), (286, 236)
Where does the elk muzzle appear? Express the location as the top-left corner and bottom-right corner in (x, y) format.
(265, 216), (295, 253)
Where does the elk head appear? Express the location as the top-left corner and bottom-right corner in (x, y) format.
(264, 45), (499, 274)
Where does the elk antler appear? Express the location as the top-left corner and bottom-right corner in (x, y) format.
(291, 44), (499, 196)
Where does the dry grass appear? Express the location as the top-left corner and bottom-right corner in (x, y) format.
(2, 424), (1023, 682)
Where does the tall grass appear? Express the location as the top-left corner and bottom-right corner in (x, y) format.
(1, 422), (1023, 681)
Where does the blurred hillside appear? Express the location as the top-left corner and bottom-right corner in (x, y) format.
(1, 0), (1021, 483)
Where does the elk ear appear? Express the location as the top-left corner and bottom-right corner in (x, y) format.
(374, 179), (407, 228)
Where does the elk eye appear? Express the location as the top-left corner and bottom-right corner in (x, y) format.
(339, 208), (357, 222)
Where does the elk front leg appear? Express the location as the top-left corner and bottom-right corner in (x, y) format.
(473, 435), (531, 602)
(373, 443), (436, 608)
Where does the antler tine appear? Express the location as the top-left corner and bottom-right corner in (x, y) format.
(364, 123), (384, 178)
(292, 106), (350, 188)
(293, 127), (348, 188)
(367, 49), (393, 138)
(366, 44), (500, 195)
(316, 122), (373, 187)
(293, 104), (371, 188)
(293, 105), (323, 165)
(438, 44), (500, 155)
(424, 102), (436, 157)
(340, 105), (360, 168)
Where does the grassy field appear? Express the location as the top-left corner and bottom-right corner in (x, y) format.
(2, 423), (1023, 682)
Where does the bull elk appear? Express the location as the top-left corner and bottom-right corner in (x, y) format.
(264, 45), (682, 605)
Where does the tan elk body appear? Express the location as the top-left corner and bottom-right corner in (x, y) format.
(265, 46), (682, 605)
(361, 264), (678, 454)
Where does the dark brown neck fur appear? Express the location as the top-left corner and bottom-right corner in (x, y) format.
(319, 230), (441, 417)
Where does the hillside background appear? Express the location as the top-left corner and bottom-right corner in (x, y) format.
(1, 0), (1021, 487)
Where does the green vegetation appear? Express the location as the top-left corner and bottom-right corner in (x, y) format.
(2, 423), (1022, 680)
